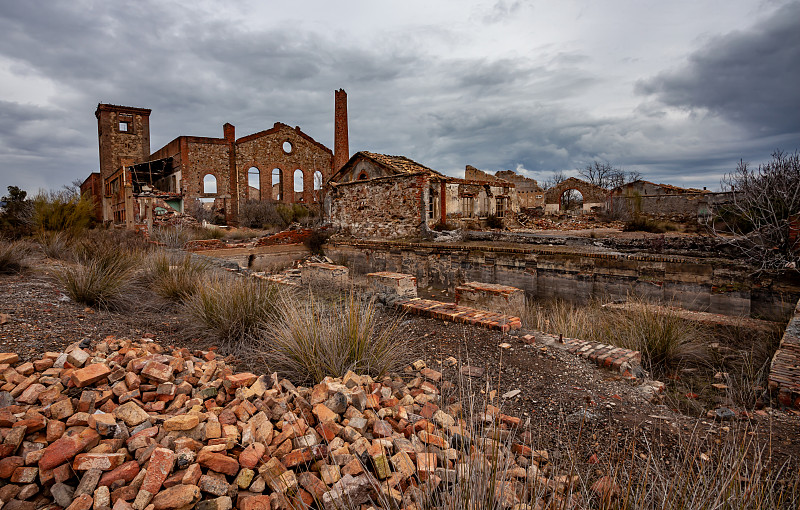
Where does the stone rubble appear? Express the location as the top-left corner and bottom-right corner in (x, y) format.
(0, 339), (610, 510)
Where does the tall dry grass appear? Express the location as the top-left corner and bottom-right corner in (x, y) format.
(144, 252), (209, 303)
(0, 240), (31, 274)
(523, 297), (707, 375)
(182, 274), (280, 352)
(257, 290), (408, 384)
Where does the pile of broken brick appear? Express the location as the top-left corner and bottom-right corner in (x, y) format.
(0, 338), (617, 510)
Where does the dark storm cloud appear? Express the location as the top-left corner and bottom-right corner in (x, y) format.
(636, 1), (800, 136)
(1, 1), (796, 193)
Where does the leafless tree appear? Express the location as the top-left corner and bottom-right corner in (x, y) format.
(579, 161), (640, 189)
(542, 170), (567, 190)
(713, 150), (800, 272)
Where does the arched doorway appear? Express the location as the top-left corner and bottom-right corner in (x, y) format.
(560, 189), (584, 212)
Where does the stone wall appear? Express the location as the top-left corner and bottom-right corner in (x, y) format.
(610, 191), (732, 223)
(329, 175), (427, 238)
(327, 239), (800, 321)
(96, 105), (151, 183)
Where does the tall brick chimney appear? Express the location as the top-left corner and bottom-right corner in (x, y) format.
(333, 89), (349, 173)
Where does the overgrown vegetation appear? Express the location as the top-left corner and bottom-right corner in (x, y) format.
(144, 252), (209, 303)
(523, 298), (707, 375)
(0, 240), (30, 274)
(57, 254), (140, 309)
(714, 150), (800, 272)
(182, 275), (280, 351)
(521, 297), (786, 413)
(257, 291), (407, 384)
(36, 231), (74, 260)
(304, 227), (331, 255)
(32, 190), (95, 233)
(0, 186), (33, 239)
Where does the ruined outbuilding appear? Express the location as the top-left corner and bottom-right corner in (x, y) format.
(543, 177), (608, 214)
(83, 90), (350, 226)
(608, 180), (730, 223)
(327, 153), (518, 238)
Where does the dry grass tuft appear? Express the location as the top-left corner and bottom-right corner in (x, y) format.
(182, 274), (280, 352)
(36, 231), (74, 260)
(144, 252), (210, 303)
(0, 240), (31, 274)
(256, 290), (408, 384)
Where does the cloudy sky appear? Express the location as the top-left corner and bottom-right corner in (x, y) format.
(1, 0), (798, 194)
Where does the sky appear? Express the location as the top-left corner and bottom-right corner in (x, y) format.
(0, 0), (798, 195)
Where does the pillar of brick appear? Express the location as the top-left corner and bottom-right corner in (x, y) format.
(224, 123), (238, 225)
(333, 89), (349, 173)
(440, 180), (447, 225)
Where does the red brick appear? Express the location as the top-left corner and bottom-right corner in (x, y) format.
(71, 363), (111, 388)
(39, 428), (100, 471)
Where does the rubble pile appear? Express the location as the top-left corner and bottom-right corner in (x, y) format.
(0, 339), (608, 510)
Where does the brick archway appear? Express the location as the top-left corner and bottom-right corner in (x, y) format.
(544, 177), (608, 213)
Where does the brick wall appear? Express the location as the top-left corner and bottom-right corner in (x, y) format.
(96, 105), (151, 183)
(236, 123), (332, 206)
(329, 174), (426, 238)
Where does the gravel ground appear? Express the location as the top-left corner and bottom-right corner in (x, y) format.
(2, 251), (799, 474)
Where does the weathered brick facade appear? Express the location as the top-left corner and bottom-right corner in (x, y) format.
(95, 105), (151, 184)
(544, 177), (608, 214)
(79, 172), (103, 221)
(93, 93), (340, 225)
(329, 174), (428, 238)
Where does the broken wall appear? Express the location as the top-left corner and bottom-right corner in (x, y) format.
(329, 174), (427, 238)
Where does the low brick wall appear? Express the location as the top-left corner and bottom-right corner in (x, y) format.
(455, 282), (524, 314)
(768, 297), (800, 408)
(301, 263), (349, 286)
(395, 298), (522, 332)
(367, 272), (418, 298)
(565, 339), (642, 379)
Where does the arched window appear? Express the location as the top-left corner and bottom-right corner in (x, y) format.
(203, 174), (217, 194)
(294, 169), (304, 201)
(313, 171), (323, 202)
(248, 167), (260, 200)
(272, 168), (282, 201)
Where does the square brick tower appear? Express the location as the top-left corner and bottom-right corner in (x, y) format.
(95, 104), (152, 182)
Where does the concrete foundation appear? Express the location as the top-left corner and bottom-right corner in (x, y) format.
(327, 239), (800, 321)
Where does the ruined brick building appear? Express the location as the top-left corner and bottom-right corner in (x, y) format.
(82, 90), (350, 226)
(327, 154), (518, 238)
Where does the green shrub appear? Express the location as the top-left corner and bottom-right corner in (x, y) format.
(183, 275), (280, 351)
(0, 240), (30, 274)
(145, 252), (209, 303)
(258, 291), (408, 384)
(238, 200), (284, 229)
(32, 190), (95, 233)
(276, 203), (309, 226)
(0, 186), (33, 239)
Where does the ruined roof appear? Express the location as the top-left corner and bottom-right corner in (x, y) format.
(358, 152), (444, 177)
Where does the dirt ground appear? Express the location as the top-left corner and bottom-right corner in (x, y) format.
(2, 251), (799, 476)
